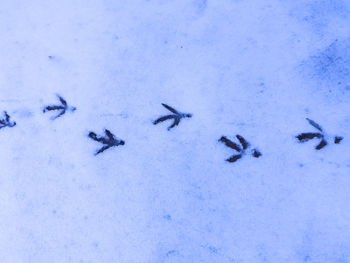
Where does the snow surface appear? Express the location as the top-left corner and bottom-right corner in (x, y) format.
(0, 0), (350, 262)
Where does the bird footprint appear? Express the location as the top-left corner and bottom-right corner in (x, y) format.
(153, 103), (192, 130)
(88, 129), (125, 155)
(0, 111), (16, 130)
(219, 134), (262, 163)
(43, 94), (76, 120)
(296, 118), (343, 150)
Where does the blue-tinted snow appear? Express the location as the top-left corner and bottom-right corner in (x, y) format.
(0, 0), (349, 262)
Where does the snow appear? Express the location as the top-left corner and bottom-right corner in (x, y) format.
(0, 0), (350, 262)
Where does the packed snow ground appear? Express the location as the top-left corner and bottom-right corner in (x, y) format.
(0, 0), (350, 262)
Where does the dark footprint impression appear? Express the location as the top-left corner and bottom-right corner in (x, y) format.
(43, 94), (76, 120)
(0, 111), (16, 130)
(296, 118), (343, 150)
(153, 103), (192, 130)
(218, 134), (262, 163)
(88, 129), (125, 155)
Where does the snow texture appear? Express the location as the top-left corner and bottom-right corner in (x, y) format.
(0, 0), (349, 262)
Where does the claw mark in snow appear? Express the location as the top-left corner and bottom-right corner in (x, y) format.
(153, 103), (192, 130)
